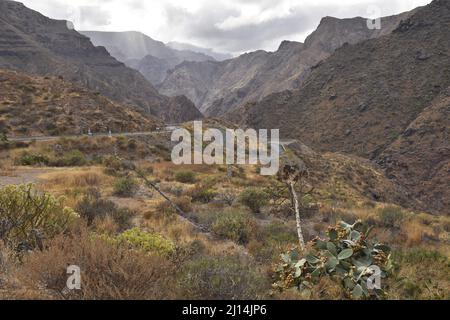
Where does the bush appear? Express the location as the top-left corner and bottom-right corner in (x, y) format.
(273, 220), (393, 300)
(75, 189), (135, 231)
(175, 196), (193, 213)
(211, 209), (257, 244)
(239, 188), (269, 213)
(378, 206), (407, 228)
(178, 255), (268, 299)
(190, 187), (217, 203)
(18, 230), (176, 299)
(110, 228), (176, 257)
(0, 184), (76, 251)
(103, 156), (134, 177)
(113, 177), (138, 197)
(60, 150), (87, 166)
(175, 171), (196, 184)
(17, 152), (49, 166)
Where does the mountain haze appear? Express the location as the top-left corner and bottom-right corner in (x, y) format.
(81, 31), (216, 85)
(0, 0), (202, 123)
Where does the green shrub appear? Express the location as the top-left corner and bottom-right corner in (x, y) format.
(174, 171), (196, 184)
(60, 150), (87, 166)
(75, 189), (134, 231)
(0, 184), (76, 251)
(110, 228), (176, 257)
(239, 188), (269, 213)
(190, 187), (217, 203)
(211, 209), (257, 244)
(103, 155), (134, 177)
(273, 220), (393, 300)
(178, 255), (268, 299)
(378, 206), (407, 228)
(113, 177), (138, 197)
(17, 152), (50, 166)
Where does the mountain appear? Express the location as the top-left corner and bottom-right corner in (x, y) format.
(166, 41), (233, 61)
(80, 31), (215, 85)
(227, 0), (450, 214)
(0, 0), (202, 123)
(158, 11), (413, 116)
(0, 69), (161, 136)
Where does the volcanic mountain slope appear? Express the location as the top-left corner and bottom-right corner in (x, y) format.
(228, 0), (450, 214)
(377, 91), (450, 214)
(0, 0), (202, 123)
(159, 12), (413, 116)
(285, 141), (416, 211)
(80, 31), (215, 85)
(0, 69), (162, 136)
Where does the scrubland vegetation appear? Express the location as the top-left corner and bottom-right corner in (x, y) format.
(0, 135), (448, 300)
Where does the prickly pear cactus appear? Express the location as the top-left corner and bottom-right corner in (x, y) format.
(273, 220), (392, 299)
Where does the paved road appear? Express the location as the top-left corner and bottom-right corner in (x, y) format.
(6, 129), (175, 143)
(8, 129), (298, 146)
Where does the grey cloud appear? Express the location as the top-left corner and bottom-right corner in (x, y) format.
(164, 3), (331, 53)
(162, 0), (428, 54)
(78, 6), (112, 27)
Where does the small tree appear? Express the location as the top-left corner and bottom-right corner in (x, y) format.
(277, 152), (312, 251)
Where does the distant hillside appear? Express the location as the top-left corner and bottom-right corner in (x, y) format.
(0, 69), (161, 136)
(228, 0), (450, 214)
(81, 31), (215, 85)
(166, 41), (233, 61)
(159, 11), (413, 116)
(0, 0), (202, 123)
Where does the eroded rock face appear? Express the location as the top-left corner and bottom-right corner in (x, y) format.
(158, 11), (412, 117)
(0, 0), (203, 123)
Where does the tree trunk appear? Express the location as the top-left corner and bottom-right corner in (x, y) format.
(288, 181), (306, 251)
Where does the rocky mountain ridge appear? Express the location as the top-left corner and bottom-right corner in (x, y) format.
(0, 0), (202, 123)
(159, 11), (414, 116)
(227, 0), (450, 214)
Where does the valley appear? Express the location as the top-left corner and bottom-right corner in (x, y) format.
(0, 0), (448, 302)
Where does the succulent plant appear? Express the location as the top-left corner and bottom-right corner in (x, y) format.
(273, 220), (393, 299)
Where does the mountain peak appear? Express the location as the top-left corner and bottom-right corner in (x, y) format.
(277, 40), (303, 52)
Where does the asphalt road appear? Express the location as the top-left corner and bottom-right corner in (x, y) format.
(6, 129), (175, 143)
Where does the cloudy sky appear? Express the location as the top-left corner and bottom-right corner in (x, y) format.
(20, 0), (431, 55)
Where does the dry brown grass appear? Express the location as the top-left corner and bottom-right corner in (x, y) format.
(16, 229), (177, 300)
(39, 167), (112, 189)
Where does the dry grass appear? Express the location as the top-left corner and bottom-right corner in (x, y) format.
(39, 167), (112, 189)
(16, 229), (177, 300)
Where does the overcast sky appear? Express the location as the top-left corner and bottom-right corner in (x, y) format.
(20, 0), (432, 55)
